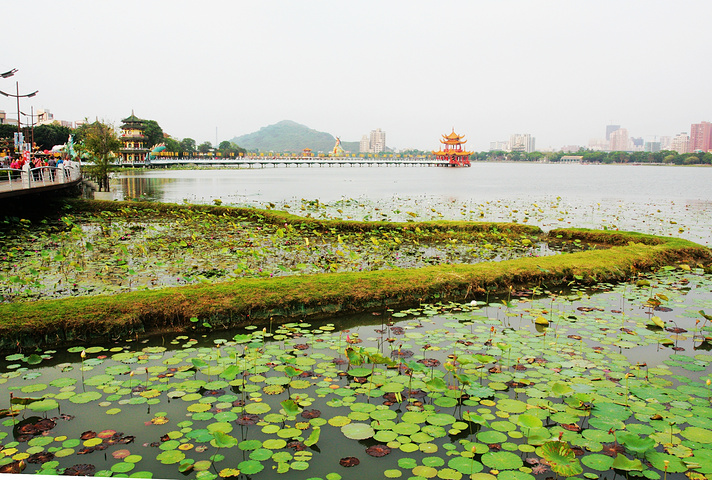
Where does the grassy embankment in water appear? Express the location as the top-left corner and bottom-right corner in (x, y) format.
(0, 200), (710, 351)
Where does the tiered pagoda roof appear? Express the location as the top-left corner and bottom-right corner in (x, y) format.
(121, 112), (145, 129)
(432, 129), (472, 157)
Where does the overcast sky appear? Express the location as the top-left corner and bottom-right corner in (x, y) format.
(4, 1), (711, 151)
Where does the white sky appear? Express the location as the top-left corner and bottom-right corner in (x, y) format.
(4, 0), (711, 151)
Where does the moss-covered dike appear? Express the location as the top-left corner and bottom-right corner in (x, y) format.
(0, 200), (710, 352)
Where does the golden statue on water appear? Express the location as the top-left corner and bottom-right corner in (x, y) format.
(330, 137), (345, 157)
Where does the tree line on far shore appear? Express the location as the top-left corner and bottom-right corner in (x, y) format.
(2, 121), (710, 166)
(0, 118), (246, 159)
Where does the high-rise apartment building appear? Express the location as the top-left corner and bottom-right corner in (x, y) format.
(606, 125), (621, 141)
(689, 121), (712, 152)
(670, 133), (690, 154)
(359, 128), (387, 154)
(609, 128), (629, 151)
(644, 141), (661, 153)
(370, 128), (386, 153)
(489, 141), (508, 151)
(508, 133), (535, 153)
(359, 135), (370, 153)
(659, 136), (671, 150)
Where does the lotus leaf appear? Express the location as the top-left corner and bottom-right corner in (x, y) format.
(645, 452), (687, 473)
(539, 441), (583, 476)
(277, 427), (302, 438)
(412, 465), (438, 478)
(341, 422), (375, 440)
(497, 399), (527, 413)
(681, 426), (712, 443)
(244, 402), (271, 414)
(371, 409), (398, 421)
(611, 453), (643, 471)
(156, 450), (185, 465)
(393, 422), (420, 435)
(237, 460), (264, 474)
(263, 439), (287, 450)
(481, 451), (523, 470)
(476, 431), (507, 444)
(448, 456), (483, 474)
(69, 391), (102, 404)
(426, 413), (456, 426)
(618, 432), (655, 456)
(27, 398), (58, 412)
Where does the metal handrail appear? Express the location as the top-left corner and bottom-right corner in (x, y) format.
(0, 164), (81, 191)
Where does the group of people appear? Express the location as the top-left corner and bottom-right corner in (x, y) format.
(7, 155), (62, 170)
(3, 155), (75, 182)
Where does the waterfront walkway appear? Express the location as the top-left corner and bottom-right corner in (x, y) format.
(0, 164), (82, 199)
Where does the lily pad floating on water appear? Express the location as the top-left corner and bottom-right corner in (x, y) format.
(339, 456), (360, 467)
(237, 459), (264, 474)
(341, 422), (375, 440)
(611, 453), (643, 471)
(27, 398), (58, 413)
(481, 451), (524, 471)
(365, 444), (392, 457)
(69, 391), (102, 404)
(539, 441), (583, 476)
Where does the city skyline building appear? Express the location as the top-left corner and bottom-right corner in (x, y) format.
(606, 125), (621, 141)
(689, 121), (712, 152)
(670, 132), (690, 154)
(359, 135), (369, 153)
(489, 140), (508, 151)
(359, 128), (386, 154)
(508, 133), (535, 153)
(644, 141), (661, 153)
(609, 128), (629, 151)
(370, 128), (386, 153)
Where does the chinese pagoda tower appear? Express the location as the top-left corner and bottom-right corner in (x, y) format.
(119, 111), (149, 165)
(433, 129), (472, 167)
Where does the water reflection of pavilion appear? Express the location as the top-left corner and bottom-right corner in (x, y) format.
(118, 175), (173, 201)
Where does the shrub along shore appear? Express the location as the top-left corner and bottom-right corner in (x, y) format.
(0, 200), (710, 352)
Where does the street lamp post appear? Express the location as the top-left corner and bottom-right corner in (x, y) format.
(20, 107), (40, 155)
(0, 81), (38, 160)
(0, 81), (39, 134)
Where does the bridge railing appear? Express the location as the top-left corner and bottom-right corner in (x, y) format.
(0, 164), (82, 192)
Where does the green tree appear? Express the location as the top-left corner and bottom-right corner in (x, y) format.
(76, 120), (121, 192)
(142, 120), (164, 148)
(217, 141), (246, 157)
(197, 141), (212, 154)
(683, 155), (699, 165)
(163, 136), (181, 153)
(180, 138), (196, 153)
(702, 152), (712, 164)
(32, 124), (73, 151)
(582, 151), (604, 163)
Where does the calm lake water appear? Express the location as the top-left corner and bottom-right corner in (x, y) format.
(111, 164), (712, 245)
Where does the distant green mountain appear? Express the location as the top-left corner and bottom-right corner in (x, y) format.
(230, 120), (358, 154)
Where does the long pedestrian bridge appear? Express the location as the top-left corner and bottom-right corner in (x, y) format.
(145, 156), (452, 168)
(0, 164), (82, 199)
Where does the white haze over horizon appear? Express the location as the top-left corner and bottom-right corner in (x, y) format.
(3, 0), (711, 151)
